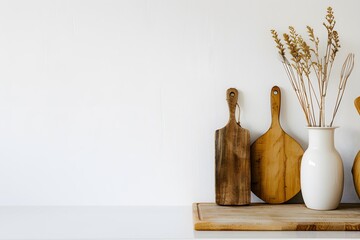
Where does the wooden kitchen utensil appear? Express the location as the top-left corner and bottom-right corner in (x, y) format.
(355, 96), (360, 115)
(250, 86), (304, 204)
(215, 88), (250, 205)
(352, 96), (360, 199)
(193, 203), (360, 231)
(353, 152), (360, 199)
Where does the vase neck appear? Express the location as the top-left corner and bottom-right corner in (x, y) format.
(308, 127), (336, 149)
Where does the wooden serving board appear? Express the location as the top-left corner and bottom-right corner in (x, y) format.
(355, 96), (360, 114)
(250, 86), (303, 203)
(353, 97), (360, 199)
(193, 203), (360, 231)
(353, 151), (360, 199)
(215, 88), (250, 205)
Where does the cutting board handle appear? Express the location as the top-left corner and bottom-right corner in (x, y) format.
(271, 86), (281, 127)
(226, 88), (238, 123)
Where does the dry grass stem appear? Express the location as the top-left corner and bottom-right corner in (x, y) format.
(271, 7), (354, 127)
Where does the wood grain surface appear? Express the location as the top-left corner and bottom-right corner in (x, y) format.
(215, 88), (250, 205)
(250, 86), (304, 204)
(355, 96), (360, 114)
(353, 151), (360, 199)
(353, 97), (360, 199)
(193, 203), (360, 231)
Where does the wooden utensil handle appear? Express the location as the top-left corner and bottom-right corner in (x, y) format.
(271, 86), (281, 127)
(227, 88), (238, 122)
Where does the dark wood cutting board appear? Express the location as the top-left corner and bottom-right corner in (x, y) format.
(215, 88), (250, 205)
(250, 86), (303, 204)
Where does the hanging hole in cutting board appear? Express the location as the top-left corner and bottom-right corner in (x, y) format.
(236, 103), (241, 125)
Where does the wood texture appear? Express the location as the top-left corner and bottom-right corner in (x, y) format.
(215, 88), (250, 206)
(353, 97), (360, 199)
(355, 96), (360, 114)
(250, 86), (304, 204)
(353, 151), (360, 199)
(193, 203), (360, 231)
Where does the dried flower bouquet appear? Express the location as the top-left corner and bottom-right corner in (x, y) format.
(271, 7), (354, 127)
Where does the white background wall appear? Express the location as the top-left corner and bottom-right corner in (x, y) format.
(0, 0), (359, 206)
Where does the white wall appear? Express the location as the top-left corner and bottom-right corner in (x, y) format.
(0, 0), (359, 205)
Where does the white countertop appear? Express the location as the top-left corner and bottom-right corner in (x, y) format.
(0, 206), (359, 239)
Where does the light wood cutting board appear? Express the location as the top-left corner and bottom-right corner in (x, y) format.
(353, 151), (360, 199)
(215, 88), (250, 205)
(355, 96), (360, 114)
(193, 203), (360, 231)
(352, 96), (360, 199)
(250, 86), (304, 203)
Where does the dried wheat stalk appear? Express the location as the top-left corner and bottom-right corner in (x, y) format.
(271, 7), (355, 127)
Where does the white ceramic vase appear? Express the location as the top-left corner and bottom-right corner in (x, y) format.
(301, 127), (344, 210)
